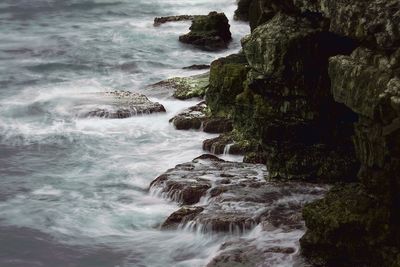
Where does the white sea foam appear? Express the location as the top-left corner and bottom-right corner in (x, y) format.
(0, 0), (311, 266)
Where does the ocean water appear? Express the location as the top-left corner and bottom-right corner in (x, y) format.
(0, 1), (251, 266)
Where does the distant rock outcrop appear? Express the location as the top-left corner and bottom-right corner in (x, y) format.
(179, 12), (232, 51)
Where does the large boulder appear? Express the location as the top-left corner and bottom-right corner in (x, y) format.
(206, 53), (249, 117)
(179, 12), (232, 51)
(301, 45), (400, 266)
(238, 13), (358, 182)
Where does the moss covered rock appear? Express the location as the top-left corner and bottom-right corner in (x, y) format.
(207, 53), (249, 117)
(150, 72), (209, 100)
(237, 13), (358, 182)
(301, 184), (400, 266)
(179, 12), (232, 51)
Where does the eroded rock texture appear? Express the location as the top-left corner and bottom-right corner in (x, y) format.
(207, 0), (400, 265)
(150, 155), (328, 266)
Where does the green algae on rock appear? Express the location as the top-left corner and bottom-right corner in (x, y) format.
(150, 72), (209, 100)
(301, 184), (398, 267)
(179, 12), (232, 51)
(207, 53), (249, 117)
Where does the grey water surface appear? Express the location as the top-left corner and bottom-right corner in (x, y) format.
(0, 1), (250, 266)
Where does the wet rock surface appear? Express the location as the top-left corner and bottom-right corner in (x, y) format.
(169, 101), (207, 130)
(202, 131), (260, 157)
(206, 227), (309, 267)
(169, 102), (233, 133)
(179, 12), (232, 51)
(150, 155), (328, 265)
(229, 0), (400, 266)
(78, 91), (166, 119)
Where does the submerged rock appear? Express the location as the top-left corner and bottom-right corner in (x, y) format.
(153, 15), (199, 26)
(79, 91), (166, 119)
(182, 64), (210, 70)
(179, 12), (232, 51)
(150, 73), (209, 100)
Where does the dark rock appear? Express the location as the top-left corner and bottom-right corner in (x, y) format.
(169, 102), (233, 133)
(161, 206), (204, 229)
(179, 12), (232, 51)
(248, 0), (298, 31)
(149, 73), (209, 100)
(238, 13), (358, 182)
(205, 1), (400, 265)
(301, 45), (400, 266)
(301, 184), (399, 267)
(243, 151), (266, 164)
(81, 91), (166, 119)
(202, 118), (233, 133)
(207, 53), (249, 117)
(182, 64), (210, 70)
(297, 0), (400, 50)
(154, 15), (199, 26)
(202, 132), (258, 156)
(234, 0), (253, 21)
(247, 0), (400, 49)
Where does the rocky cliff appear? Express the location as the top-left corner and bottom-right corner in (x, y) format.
(207, 0), (400, 265)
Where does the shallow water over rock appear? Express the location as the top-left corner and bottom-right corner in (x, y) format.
(151, 155), (329, 265)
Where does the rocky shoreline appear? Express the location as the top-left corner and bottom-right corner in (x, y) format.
(146, 0), (400, 266)
(91, 1), (399, 265)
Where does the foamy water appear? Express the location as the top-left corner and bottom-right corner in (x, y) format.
(0, 1), (252, 266)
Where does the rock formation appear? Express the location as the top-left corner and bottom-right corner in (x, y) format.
(150, 155), (328, 265)
(179, 12), (232, 51)
(153, 15), (199, 26)
(205, 0), (400, 265)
